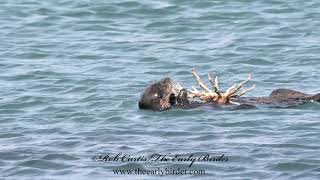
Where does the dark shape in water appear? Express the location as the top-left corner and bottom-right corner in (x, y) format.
(138, 77), (320, 111)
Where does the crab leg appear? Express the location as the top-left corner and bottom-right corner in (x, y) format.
(191, 86), (200, 93)
(185, 85), (216, 101)
(225, 74), (253, 97)
(191, 69), (214, 94)
(208, 74), (216, 87)
(215, 76), (220, 91)
(224, 84), (237, 96)
(239, 74), (252, 86)
(208, 74), (221, 96)
(175, 83), (183, 91)
(189, 86), (201, 96)
(174, 82), (208, 99)
(229, 100), (241, 105)
(239, 84), (256, 97)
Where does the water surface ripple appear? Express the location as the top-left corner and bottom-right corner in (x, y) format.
(1, 0), (320, 179)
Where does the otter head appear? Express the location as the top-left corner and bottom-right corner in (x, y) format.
(138, 77), (177, 111)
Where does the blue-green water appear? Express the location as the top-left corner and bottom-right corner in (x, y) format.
(1, 0), (320, 179)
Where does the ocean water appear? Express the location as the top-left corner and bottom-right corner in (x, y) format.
(1, 0), (320, 179)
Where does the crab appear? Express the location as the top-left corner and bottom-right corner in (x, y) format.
(175, 69), (256, 105)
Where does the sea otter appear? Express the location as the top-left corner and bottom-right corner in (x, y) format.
(138, 71), (320, 111)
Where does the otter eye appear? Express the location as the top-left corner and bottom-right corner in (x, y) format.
(154, 93), (163, 98)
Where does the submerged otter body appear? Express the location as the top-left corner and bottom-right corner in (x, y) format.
(139, 78), (320, 111)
